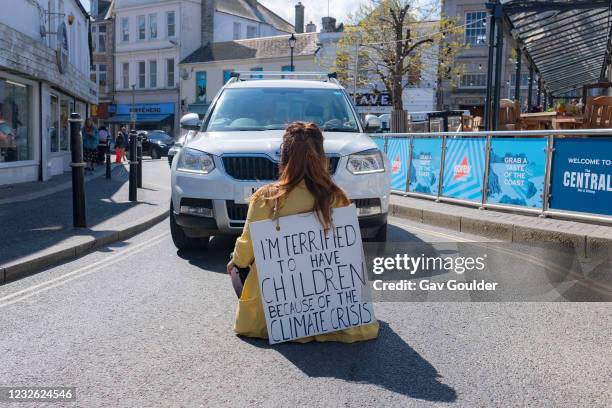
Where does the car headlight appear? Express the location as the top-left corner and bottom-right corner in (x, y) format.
(176, 148), (215, 174)
(346, 149), (385, 174)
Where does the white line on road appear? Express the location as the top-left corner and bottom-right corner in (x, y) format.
(0, 232), (169, 309)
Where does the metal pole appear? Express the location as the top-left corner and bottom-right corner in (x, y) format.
(69, 113), (86, 228)
(527, 66), (534, 112)
(436, 135), (447, 201)
(492, 3), (504, 131)
(137, 133), (143, 188)
(484, 12), (497, 130)
(540, 134), (555, 217)
(514, 48), (522, 103)
(129, 130), (138, 202)
(105, 146), (111, 179)
(290, 47), (294, 72)
(443, 113), (449, 132)
(131, 84), (136, 132)
(480, 135), (492, 209)
(536, 78), (542, 108)
(405, 136), (414, 193)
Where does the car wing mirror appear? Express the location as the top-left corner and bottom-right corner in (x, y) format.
(180, 113), (200, 131)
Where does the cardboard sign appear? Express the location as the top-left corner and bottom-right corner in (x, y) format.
(250, 205), (375, 344)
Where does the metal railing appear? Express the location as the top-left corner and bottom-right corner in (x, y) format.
(372, 129), (612, 224)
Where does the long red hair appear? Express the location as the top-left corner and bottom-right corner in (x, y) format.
(262, 122), (348, 230)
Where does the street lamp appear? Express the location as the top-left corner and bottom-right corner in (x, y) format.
(288, 33), (297, 72)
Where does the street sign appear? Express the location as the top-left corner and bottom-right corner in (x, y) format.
(250, 205), (375, 344)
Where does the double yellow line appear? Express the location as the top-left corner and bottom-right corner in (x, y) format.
(0, 232), (169, 309)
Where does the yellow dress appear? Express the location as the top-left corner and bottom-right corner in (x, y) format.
(232, 182), (379, 343)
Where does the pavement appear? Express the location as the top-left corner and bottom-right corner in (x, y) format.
(0, 219), (609, 407)
(390, 194), (612, 258)
(0, 159), (171, 284)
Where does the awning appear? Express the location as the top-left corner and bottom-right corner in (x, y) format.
(106, 114), (173, 124)
(501, 0), (612, 96)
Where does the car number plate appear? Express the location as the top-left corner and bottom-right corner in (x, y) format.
(235, 185), (259, 204)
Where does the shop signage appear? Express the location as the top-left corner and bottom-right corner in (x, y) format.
(116, 103), (175, 115)
(442, 138), (486, 201)
(486, 138), (547, 208)
(250, 205), (375, 344)
(352, 92), (392, 107)
(387, 138), (410, 191)
(56, 22), (69, 74)
(410, 138), (443, 196)
(549, 138), (612, 216)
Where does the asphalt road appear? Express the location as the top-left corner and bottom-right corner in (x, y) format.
(0, 217), (610, 407)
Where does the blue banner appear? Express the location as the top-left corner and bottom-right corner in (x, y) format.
(387, 138), (410, 191)
(409, 138), (442, 196)
(486, 138), (547, 208)
(549, 138), (612, 216)
(370, 136), (386, 153)
(116, 103), (175, 115)
(442, 138), (486, 201)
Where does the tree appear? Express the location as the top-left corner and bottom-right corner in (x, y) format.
(328, 0), (465, 131)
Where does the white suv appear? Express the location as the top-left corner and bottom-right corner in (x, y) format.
(170, 72), (391, 249)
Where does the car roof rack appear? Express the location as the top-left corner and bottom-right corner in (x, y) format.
(230, 71), (338, 83)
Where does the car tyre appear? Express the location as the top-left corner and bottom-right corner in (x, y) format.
(151, 147), (161, 160)
(366, 223), (387, 242)
(170, 203), (209, 250)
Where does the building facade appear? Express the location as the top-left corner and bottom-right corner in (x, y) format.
(439, 0), (534, 117)
(0, 0), (97, 186)
(91, 0), (115, 128)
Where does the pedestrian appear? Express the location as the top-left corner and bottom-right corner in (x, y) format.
(97, 125), (109, 163)
(226, 122), (379, 342)
(82, 118), (99, 171)
(115, 125), (127, 163)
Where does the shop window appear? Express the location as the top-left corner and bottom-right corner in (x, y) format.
(196, 71), (206, 102)
(49, 94), (59, 153)
(0, 78), (31, 162)
(60, 99), (70, 151)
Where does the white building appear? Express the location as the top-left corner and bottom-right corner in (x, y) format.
(111, 0), (294, 136)
(0, 0), (97, 186)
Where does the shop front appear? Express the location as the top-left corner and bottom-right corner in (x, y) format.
(107, 103), (175, 135)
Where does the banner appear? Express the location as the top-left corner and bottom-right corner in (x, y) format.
(486, 138), (547, 208)
(442, 138), (486, 201)
(409, 138), (443, 195)
(549, 138), (612, 216)
(196, 71), (207, 102)
(250, 205), (375, 344)
(370, 136), (386, 153)
(387, 138), (410, 191)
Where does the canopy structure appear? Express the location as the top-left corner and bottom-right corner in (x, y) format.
(484, 0), (612, 129)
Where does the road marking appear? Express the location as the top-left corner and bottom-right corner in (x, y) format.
(390, 217), (479, 242)
(0, 232), (169, 308)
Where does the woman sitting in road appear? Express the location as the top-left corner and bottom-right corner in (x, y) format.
(227, 122), (379, 342)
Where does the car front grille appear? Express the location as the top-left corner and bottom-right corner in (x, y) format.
(222, 155), (341, 181)
(226, 200), (249, 221)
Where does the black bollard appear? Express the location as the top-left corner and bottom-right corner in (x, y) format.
(129, 130), (138, 202)
(137, 133), (143, 188)
(69, 113), (86, 227)
(105, 147), (111, 179)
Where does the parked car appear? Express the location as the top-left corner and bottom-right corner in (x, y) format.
(168, 115), (200, 167)
(140, 130), (174, 159)
(170, 72), (391, 250)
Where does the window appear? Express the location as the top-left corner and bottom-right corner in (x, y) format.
(121, 17), (129, 42)
(166, 58), (175, 87)
(233, 22), (241, 40)
(91, 64), (107, 87)
(460, 73), (487, 88)
(97, 25), (106, 52)
(138, 61), (146, 88)
(122, 62), (129, 89)
(511, 73), (530, 89)
(195, 71), (207, 102)
(60, 98), (69, 151)
(138, 15), (146, 40)
(0, 78), (32, 162)
(166, 11), (175, 37)
(247, 25), (257, 38)
(149, 14), (157, 39)
(250, 67), (263, 79)
(465, 12), (487, 45)
(149, 60), (157, 88)
(49, 94), (59, 153)
(223, 70), (233, 84)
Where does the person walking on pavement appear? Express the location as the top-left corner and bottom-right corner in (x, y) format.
(227, 122), (379, 343)
(115, 126), (127, 163)
(97, 126), (109, 163)
(82, 118), (99, 172)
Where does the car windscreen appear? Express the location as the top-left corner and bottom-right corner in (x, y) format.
(148, 132), (173, 143)
(206, 88), (359, 132)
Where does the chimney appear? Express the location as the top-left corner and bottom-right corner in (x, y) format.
(306, 21), (316, 33)
(295, 2), (305, 34)
(201, 0), (214, 46)
(321, 16), (337, 33)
